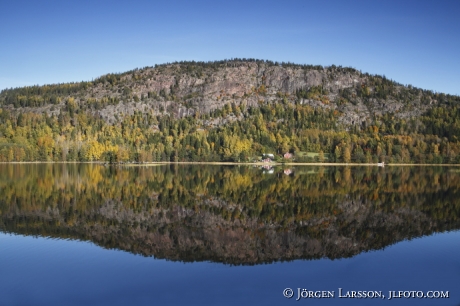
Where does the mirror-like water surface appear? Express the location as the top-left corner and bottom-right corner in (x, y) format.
(0, 164), (459, 305)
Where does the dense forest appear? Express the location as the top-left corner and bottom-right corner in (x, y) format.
(1, 59), (460, 163)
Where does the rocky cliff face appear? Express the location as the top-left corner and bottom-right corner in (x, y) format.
(0, 59), (447, 127)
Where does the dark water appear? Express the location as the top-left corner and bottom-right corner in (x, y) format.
(0, 164), (459, 305)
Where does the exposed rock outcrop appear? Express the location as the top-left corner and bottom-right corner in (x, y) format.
(1, 60), (447, 128)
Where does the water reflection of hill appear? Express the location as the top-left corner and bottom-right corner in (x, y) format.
(1, 164), (459, 264)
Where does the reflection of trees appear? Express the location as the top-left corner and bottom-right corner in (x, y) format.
(1, 164), (460, 264)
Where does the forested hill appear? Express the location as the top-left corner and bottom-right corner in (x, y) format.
(1, 59), (460, 163)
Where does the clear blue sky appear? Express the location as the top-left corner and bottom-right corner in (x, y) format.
(1, 0), (459, 95)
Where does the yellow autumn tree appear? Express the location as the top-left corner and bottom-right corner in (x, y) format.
(85, 140), (104, 161)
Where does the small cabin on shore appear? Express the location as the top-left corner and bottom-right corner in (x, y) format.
(263, 153), (275, 160)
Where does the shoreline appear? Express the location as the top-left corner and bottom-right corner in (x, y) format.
(1, 161), (459, 167)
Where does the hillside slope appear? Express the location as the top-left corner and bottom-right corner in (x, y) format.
(0, 59), (460, 163)
(2, 59), (457, 125)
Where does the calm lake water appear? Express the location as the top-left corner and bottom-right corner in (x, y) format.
(0, 164), (459, 306)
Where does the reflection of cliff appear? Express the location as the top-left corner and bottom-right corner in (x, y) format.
(1, 164), (460, 264)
